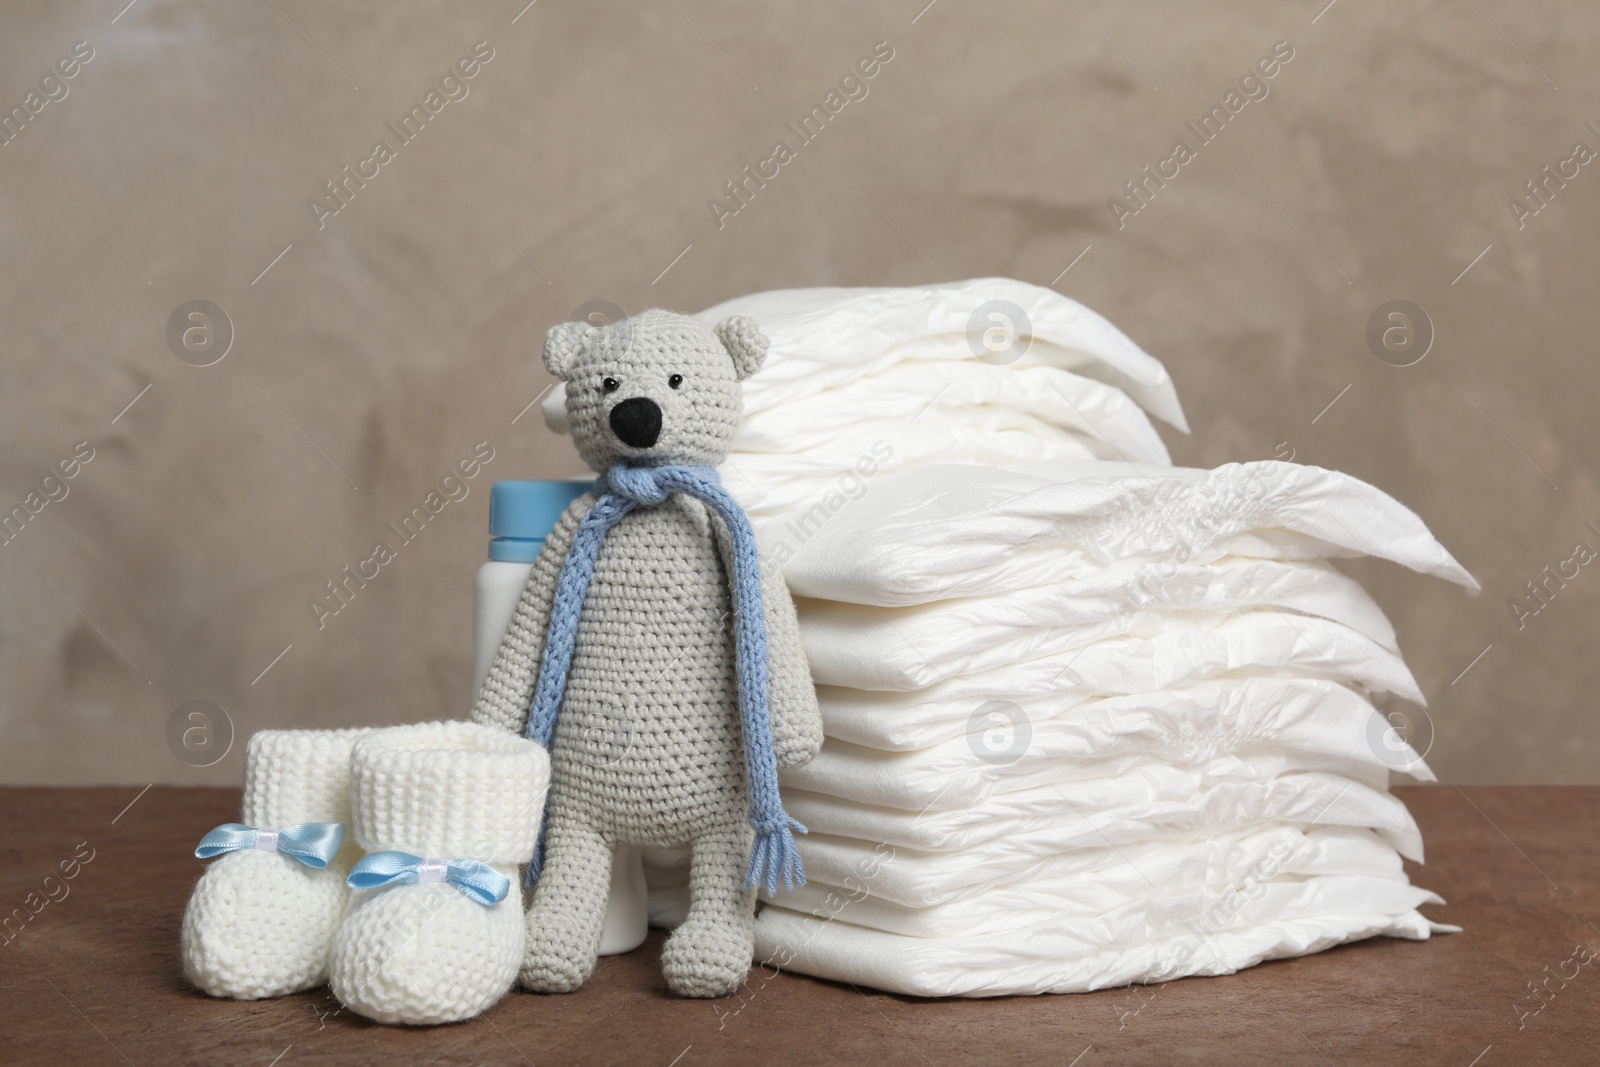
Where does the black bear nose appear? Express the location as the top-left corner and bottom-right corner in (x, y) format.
(609, 396), (662, 449)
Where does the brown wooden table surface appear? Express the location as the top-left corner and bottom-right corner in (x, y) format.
(1, 785), (1596, 1065)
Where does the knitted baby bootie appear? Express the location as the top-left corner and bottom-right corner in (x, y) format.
(181, 728), (367, 999)
(329, 721), (549, 1025)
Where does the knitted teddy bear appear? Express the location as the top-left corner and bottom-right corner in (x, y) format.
(471, 309), (823, 998)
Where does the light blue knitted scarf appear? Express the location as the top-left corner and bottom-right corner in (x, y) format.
(523, 463), (806, 894)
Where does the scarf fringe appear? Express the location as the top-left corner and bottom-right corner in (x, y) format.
(744, 817), (808, 894)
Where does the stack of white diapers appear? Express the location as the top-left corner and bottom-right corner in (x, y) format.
(545, 279), (1477, 997)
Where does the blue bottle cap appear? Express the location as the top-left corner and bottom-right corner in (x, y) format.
(487, 479), (592, 561)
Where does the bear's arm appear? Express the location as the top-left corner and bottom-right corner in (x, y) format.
(707, 508), (824, 769)
(469, 492), (594, 736)
(759, 552), (824, 768)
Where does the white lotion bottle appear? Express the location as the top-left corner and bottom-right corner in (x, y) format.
(474, 479), (649, 956)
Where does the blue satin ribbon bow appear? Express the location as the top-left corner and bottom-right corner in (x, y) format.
(194, 822), (345, 869)
(345, 851), (510, 906)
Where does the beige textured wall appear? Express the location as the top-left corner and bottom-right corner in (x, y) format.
(2, 0), (1596, 786)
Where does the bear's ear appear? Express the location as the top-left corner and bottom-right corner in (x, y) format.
(715, 316), (768, 380)
(542, 321), (592, 381)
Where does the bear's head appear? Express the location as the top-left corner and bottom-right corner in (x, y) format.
(543, 309), (767, 471)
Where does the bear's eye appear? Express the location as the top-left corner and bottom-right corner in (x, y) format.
(668, 374), (684, 390)
(602, 377), (620, 393)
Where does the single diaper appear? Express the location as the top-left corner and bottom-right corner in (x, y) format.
(722, 361), (1176, 518)
(817, 673), (1421, 760)
(773, 871), (1432, 941)
(643, 827), (1431, 932)
(775, 461), (1477, 607)
(782, 824), (1405, 909)
(802, 610), (1425, 702)
(789, 748), (1396, 822)
(733, 360), (1170, 463)
(782, 769), (1425, 862)
(727, 422), (1105, 521)
(704, 279), (1188, 430)
(783, 678), (1431, 813)
(753, 891), (1442, 997)
(795, 556), (1398, 693)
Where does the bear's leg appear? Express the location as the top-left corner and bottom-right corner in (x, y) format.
(519, 816), (613, 993)
(661, 824), (756, 998)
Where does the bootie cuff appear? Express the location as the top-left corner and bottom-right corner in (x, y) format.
(241, 728), (368, 828)
(350, 721), (549, 866)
